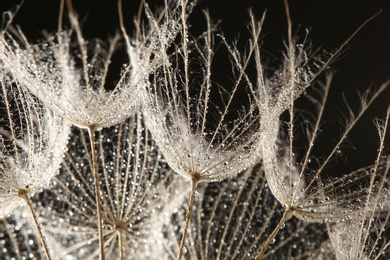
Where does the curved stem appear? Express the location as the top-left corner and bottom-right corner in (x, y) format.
(177, 178), (198, 260)
(19, 190), (51, 260)
(88, 126), (105, 260)
(255, 208), (294, 260)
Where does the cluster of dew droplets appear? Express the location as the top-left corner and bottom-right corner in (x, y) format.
(0, 207), (50, 259)
(247, 3), (390, 257)
(158, 164), (332, 259)
(0, 68), (71, 259)
(36, 114), (185, 259)
(327, 107), (390, 260)
(256, 71), (390, 258)
(142, 1), (264, 258)
(0, 0), (183, 130)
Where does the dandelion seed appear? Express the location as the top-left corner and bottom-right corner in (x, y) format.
(256, 73), (389, 258)
(0, 76), (71, 259)
(143, 2), (261, 258)
(158, 164), (331, 259)
(328, 108), (390, 260)
(0, 5), (151, 130)
(39, 114), (186, 259)
(245, 2), (389, 257)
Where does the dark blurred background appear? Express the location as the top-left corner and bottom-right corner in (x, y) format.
(1, 0), (389, 171)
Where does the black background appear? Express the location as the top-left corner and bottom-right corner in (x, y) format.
(1, 0), (389, 171)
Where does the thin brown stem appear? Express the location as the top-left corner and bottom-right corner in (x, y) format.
(118, 231), (124, 260)
(177, 178), (198, 260)
(19, 189), (51, 260)
(255, 208), (294, 260)
(118, 0), (132, 55)
(88, 126), (105, 260)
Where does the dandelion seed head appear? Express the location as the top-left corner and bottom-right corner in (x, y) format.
(0, 80), (70, 218)
(0, 1), (180, 130)
(144, 10), (261, 183)
(159, 164), (331, 259)
(259, 71), (390, 223)
(39, 114), (186, 258)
